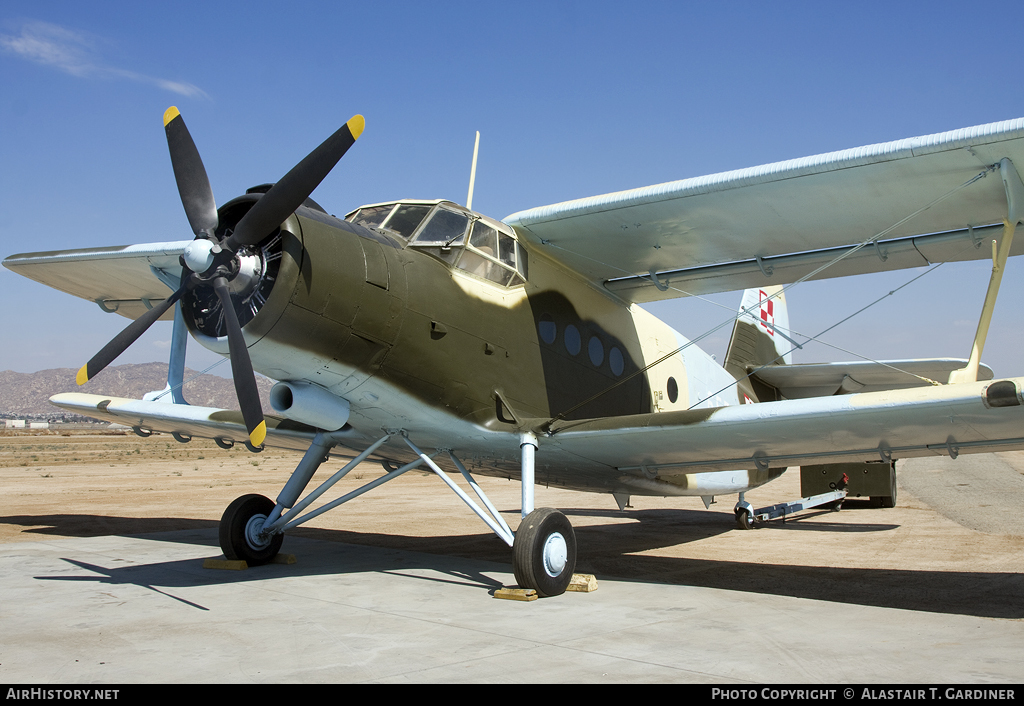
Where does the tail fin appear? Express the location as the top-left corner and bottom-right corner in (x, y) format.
(724, 285), (793, 403)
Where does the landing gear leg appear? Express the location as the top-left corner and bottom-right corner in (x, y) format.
(735, 492), (755, 530)
(511, 432), (577, 596)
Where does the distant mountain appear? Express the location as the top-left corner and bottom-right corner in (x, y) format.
(0, 363), (275, 418)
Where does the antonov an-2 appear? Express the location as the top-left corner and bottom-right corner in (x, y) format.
(5, 109), (1024, 596)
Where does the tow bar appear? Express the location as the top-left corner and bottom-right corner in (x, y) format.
(735, 474), (849, 529)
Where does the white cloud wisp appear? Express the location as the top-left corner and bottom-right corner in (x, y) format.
(1, 21), (207, 98)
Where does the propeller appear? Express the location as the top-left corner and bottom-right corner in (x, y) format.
(77, 107), (365, 447)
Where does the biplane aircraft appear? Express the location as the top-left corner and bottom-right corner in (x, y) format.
(5, 109), (1024, 596)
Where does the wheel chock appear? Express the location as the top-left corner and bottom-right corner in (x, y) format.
(203, 558), (248, 570)
(203, 554), (296, 570)
(567, 573), (598, 592)
(494, 587), (538, 601)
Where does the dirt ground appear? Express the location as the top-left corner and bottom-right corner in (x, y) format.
(2, 429), (1022, 619)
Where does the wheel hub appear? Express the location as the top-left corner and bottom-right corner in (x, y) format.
(244, 513), (272, 551)
(542, 532), (568, 577)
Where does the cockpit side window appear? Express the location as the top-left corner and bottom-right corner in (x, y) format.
(350, 202), (528, 287)
(414, 209), (470, 245)
(381, 204), (432, 238)
(470, 222), (497, 254)
(350, 205), (393, 229)
(454, 220), (526, 286)
(409, 208), (470, 265)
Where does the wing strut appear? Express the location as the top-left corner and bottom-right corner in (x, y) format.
(949, 157), (1023, 383)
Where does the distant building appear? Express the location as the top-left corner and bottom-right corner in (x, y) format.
(4, 420), (26, 429)
(29, 422), (49, 429)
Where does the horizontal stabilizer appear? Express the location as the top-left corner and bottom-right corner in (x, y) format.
(751, 359), (995, 399)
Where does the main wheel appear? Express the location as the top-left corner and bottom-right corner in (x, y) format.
(219, 494), (283, 565)
(513, 508), (577, 597)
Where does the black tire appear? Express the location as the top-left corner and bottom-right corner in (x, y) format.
(219, 494), (283, 565)
(513, 508), (577, 597)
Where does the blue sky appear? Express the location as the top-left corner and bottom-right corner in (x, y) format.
(2, 0), (1023, 379)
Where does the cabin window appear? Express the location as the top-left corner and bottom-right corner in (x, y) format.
(609, 347), (624, 376)
(564, 324), (581, 355)
(382, 204), (432, 238)
(538, 315), (557, 344)
(588, 336), (604, 367)
(667, 377), (679, 403)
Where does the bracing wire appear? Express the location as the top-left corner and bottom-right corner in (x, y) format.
(147, 355), (231, 402)
(540, 165), (996, 431)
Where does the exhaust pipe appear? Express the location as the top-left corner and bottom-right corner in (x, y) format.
(270, 381), (351, 431)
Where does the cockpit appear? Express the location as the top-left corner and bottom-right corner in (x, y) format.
(345, 200), (528, 287)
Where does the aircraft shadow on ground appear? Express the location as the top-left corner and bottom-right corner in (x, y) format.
(1, 514), (220, 542)
(10, 510), (1021, 620)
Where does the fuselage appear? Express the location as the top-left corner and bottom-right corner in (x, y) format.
(185, 195), (757, 495)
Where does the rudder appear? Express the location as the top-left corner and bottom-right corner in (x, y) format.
(724, 285), (793, 403)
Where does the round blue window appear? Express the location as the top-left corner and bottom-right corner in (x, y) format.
(538, 315), (556, 344)
(564, 324), (581, 355)
(609, 347), (624, 376)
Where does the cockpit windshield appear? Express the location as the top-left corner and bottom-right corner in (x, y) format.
(346, 200), (528, 287)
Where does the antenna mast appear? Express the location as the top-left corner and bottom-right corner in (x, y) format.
(466, 131), (480, 210)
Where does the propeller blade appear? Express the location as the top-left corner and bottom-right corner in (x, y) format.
(226, 115), (364, 249)
(212, 278), (267, 447)
(77, 286), (186, 386)
(164, 106), (219, 239)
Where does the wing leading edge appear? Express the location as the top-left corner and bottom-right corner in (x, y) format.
(505, 118), (1024, 301)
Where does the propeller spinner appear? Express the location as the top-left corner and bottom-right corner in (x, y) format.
(77, 107), (365, 447)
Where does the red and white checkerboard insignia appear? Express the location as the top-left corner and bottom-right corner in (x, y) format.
(758, 290), (775, 336)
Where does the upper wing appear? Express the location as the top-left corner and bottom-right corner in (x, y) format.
(2, 241), (190, 320)
(504, 118), (1024, 302)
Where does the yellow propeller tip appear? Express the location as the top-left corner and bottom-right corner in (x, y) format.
(163, 106), (181, 126)
(347, 115), (365, 140)
(76, 365), (89, 386)
(249, 421), (267, 448)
